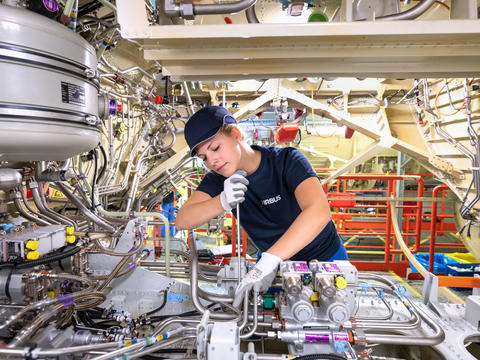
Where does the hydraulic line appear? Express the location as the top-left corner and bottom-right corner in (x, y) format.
(362, 303), (445, 346)
(8, 303), (64, 347)
(125, 144), (153, 213)
(165, 0), (257, 17)
(376, 0), (436, 20)
(37, 181), (77, 229)
(84, 232), (142, 257)
(125, 334), (197, 359)
(55, 182), (116, 233)
(153, 317), (202, 336)
(90, 328), (193, 360)
(189, 231), (239, 320)
(0, 342), (121, 358)
(240, 290), (259, 339)
(10, 190), (51, 226)
(27, 181), (61, 225)
(18, 186), (52, 224)
(97, 253), (137, 292)
(245, 5), (259, 23)
(182, 81), (195, 116)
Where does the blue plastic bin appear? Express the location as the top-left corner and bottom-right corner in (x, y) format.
(409, 254), (460, 274)
(445, 263), (480, 291)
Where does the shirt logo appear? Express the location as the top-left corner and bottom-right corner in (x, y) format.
(262, 195), (281, 206)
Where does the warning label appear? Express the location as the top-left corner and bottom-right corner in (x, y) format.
(61, 81), (85, 106)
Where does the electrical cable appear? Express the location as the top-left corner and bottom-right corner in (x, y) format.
(293, 355), (347, 360)
(96, 144), (107, 184)
(0, 246), (81, 270)
(146, 290), (168, 316)
(150, 303), (218, 322)
(91, 148), (98, 210)
(4, 264), (15, 301)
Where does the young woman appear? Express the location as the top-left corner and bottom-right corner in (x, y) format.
(176, 106), (347, 306)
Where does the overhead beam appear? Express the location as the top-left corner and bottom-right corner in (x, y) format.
(114, 1), (480, 80)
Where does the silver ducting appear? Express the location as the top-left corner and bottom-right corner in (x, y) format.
(0, 168), (22, 190)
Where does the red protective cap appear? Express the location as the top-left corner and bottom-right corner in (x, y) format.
(345, 127), (355, 139)
(154, 95), (164, 105)
(116, 103), (123, 112)
(224, 17), (233, 24)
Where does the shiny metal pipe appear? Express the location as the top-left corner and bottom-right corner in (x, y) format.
(27, 181), (62, 225)
(240, 291), (258, 339)
(0, 168), (21, 190)
(153, 317), (201, 336)
(362, 304), (445, 345)
(127, 335), (197, 359)
(37, 181), (77, 228)
(194, 0), (256, 15)
(377, 0), (436, 20)
(245, 5), (259, 23)
(189, 231), (238, 320)
(0, 342), (120, 357)
(55, 182), (116, 233)
(10, 190), (50, 226)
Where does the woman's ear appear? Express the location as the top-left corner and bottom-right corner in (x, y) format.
(231, 126), (243, 141)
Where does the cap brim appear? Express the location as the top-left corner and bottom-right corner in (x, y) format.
(190, 113), (237, 157)
(190, 127), (221, 157)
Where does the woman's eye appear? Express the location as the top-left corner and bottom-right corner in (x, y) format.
(213, 145), (219, 151)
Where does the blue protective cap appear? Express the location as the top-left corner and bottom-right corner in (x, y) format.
(184, 106), (236, 156)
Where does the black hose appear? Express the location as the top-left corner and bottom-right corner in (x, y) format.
(146, 290), (168, 316)
(293, 355), (347, 360)
(0, 246), (81, 270)
(96, 144), (107, 185)
(78, 1), (103, 18)
(91, 148), (98, 210)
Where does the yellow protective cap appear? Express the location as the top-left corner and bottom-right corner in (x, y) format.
(26, 251), (39, 260)
(25, 240), (39, 250)
(66, 235), (76, 244)
(335, 276), (347, 289)
(46, 291), (55, 298)
(310, 292), (319, 302)
(65, 226), (75, 235)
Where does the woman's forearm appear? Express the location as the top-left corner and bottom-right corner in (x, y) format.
(176, 195), (225, 230)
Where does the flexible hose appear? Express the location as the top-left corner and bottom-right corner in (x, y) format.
(245, 5), (259, 23)
(0, 246), (81, 270)
(293, 354), (347, 360)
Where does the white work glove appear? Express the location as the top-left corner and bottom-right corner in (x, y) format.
(220, 170), (249, 212)
(232, 252), (282, 307)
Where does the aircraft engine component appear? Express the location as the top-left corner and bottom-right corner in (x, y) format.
(0, 5), (100, 161)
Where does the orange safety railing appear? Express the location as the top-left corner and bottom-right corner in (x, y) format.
(321, 174), (460, 276)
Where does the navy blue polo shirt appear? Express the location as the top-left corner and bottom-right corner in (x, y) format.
(196, 145), (340, 261)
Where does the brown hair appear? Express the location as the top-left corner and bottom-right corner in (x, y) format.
(218, 124), (246, 141)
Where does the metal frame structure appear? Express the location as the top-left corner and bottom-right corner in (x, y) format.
(116, 0), (480, 80)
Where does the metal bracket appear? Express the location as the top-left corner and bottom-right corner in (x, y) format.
(196, 310), (210, 360)
(422, 272), (443, 316)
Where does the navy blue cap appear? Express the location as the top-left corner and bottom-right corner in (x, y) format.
(185, 106), (237, 156)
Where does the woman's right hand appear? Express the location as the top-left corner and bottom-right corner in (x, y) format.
(220, 170), (249, 212)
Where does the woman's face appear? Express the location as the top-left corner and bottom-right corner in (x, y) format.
(196, 131), (241, 177)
